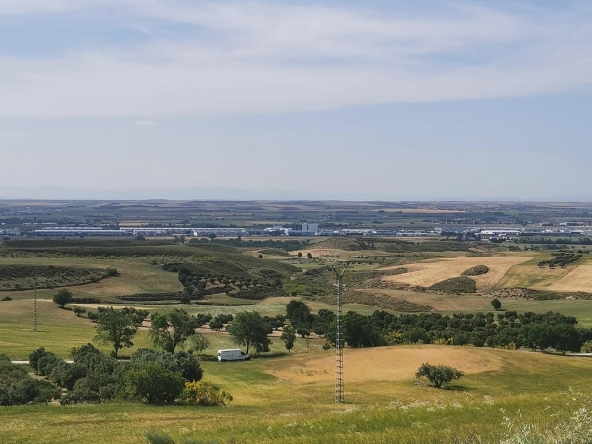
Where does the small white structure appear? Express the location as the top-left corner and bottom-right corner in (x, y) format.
(217, 349), (250, 362)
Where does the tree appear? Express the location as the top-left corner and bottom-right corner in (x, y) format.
(183, 334), (210, 359)
(307, 253), (313, 259)
(53, 288), (73, 308)
(297, 252), (302, 258)
(227, 311), (271, 354)
(93, 308), (137, 358)
(73, 307), (86, 317)
(149, 309), (197, 353)
(280, 325), (296, 353)
(286, 300), (314, 336)
(491, 298), (502, 311)
(416, 363), (463, 388)
(552, 324), (582, 355)
(123, 362), (184, 404)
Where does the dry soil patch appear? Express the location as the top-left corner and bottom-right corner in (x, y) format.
(269, 345), (503, 384)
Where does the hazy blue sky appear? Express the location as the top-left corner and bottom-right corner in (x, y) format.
(1, 0), (591, 200)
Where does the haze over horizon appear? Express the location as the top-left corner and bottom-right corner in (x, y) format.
(1, 1), (591, 200)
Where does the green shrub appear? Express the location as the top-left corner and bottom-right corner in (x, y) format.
(430, 276), (477, 294)
(181, 380), (233, 406)
(461, 265), (489, 276)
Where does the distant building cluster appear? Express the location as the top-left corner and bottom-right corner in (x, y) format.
(17, 223), (592, 239)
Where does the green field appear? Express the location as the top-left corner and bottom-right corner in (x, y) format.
(1, 346), (592, 443)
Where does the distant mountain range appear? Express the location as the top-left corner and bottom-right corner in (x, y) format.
(0, 186), (591, 202)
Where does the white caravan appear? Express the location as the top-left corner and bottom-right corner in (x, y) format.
(217, 349), (250, 362)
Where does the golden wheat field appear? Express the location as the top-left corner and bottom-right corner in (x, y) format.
(269, 345), (503, 384)
(380, 256), (532, 290)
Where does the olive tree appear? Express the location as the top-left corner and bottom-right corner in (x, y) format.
(416, 363), (463, 388)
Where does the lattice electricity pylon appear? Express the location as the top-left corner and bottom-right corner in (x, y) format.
(333, 264), (348, 403)
(33, 278), (37, 332)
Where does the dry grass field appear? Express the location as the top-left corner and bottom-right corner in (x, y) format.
(547, 264), (592, 292)
(497, 263), (572, 289)
(380, 256), (532, 290)
(269, 345), (503, 384)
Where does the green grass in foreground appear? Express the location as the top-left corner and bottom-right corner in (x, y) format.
(1, 348), (592, 444)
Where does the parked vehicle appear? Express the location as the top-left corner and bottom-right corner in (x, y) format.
(217, 349), (250, 362)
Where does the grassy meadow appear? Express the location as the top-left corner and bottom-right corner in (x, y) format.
(1, 346), (592, 443)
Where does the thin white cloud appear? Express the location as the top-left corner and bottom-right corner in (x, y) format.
(0, 1), (591, 118)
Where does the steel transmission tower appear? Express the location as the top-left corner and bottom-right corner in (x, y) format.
(333, 264), (347, 403)
(33, 278), (37, 332)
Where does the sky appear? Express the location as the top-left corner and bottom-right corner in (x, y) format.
(0, 0), (591, 201)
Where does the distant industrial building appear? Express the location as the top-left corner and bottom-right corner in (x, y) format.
(286, 223), (319, 236)
(1, 228), (21, 236)
(31, 227), (129, 237)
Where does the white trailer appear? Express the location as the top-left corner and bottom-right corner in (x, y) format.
(217, 349), (250, 362)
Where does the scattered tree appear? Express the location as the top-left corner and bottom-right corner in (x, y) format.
(149, 309), (197, 353)
(53, 288), (73, 308)
(227, 311), (271, 354)
(73, 307), (86, 317)
(280, 325), (296, 353)
(491, 299), (502, 311)
(93, 307), (138, 358)
(416, 363), (463, 388)
(183, 334), (210, 359)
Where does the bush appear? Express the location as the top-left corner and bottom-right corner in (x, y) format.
(181, 380), (233, 406)
(461, 265), (489, 276)
(416, 363), (463, 388)
(430, 277), (477, 294)
(1, 296), (12, 301)
(0, 360), (60, 406)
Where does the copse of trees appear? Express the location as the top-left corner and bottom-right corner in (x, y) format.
(24, 344), (212, 406)
(285, 300), (590, 354)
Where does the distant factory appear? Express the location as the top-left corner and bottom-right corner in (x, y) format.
(30, 226), (249, 237)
